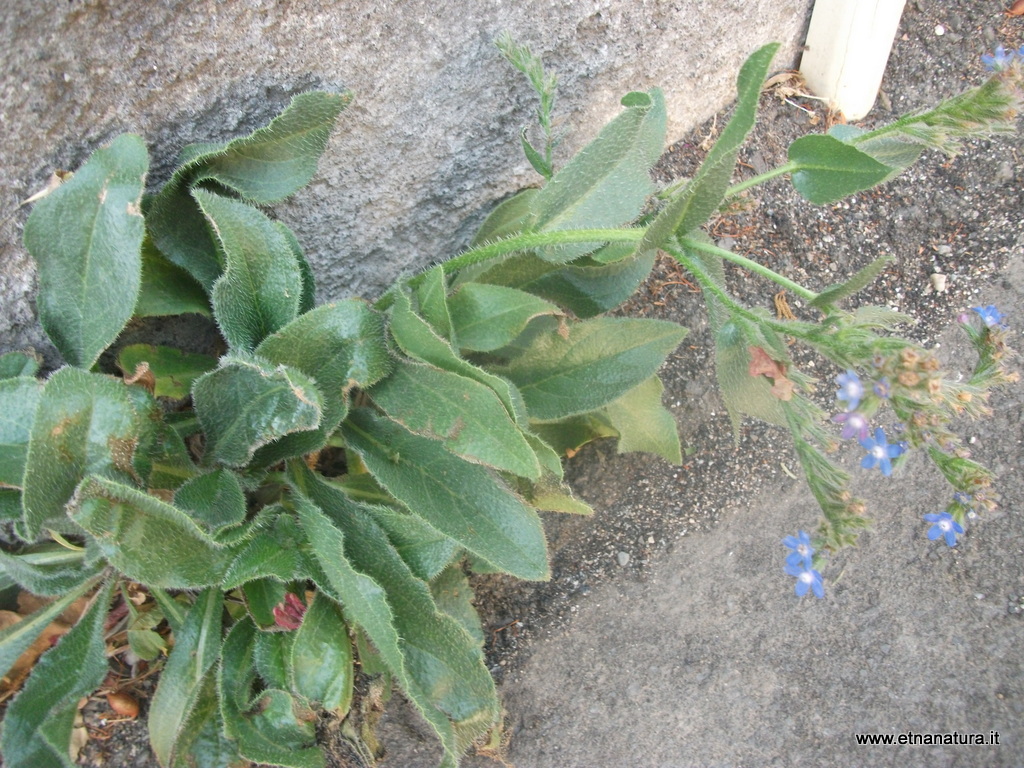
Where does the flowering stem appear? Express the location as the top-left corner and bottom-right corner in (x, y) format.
(663, 242), (821, 338)
(678, 235), (819, 302)
(442, 227), (643, 273)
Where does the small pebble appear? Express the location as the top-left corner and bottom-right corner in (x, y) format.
(934, 24), (945, 35)
(616, 551), (631, 567)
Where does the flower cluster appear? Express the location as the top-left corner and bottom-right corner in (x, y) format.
(830, 368), (906, 476)
(783, 531), (824, 598)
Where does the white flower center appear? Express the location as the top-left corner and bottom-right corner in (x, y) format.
(872, 445), (886, 460)
(939, 519), (952, 532)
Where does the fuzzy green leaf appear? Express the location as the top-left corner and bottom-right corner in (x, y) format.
(194, 190), (304, 351)
(219, 619), (324, 768)
(0, 352), (40, 379)
(448, 283), (560, 352)
(24, 135), (148, 369)
(464, 249), (656, 319)
(20, 369), (147, 539)
(532, 89), (666, 262)
(0, 577), (98, 683)
(470, 189), (539, 248)
(147, 182), (223, 291)
(389, 289), (527, 425)
(222, 512), (306, 588)
(174, 468), (247, 535)
(0, 546), (99, 597)
(370, 359), (540, 479)
(253, 300), (391, 465)
(290, 592), (354, 715)
(0, 377), (43, 490)
(294, 474), (498, 764)
(117, 344), (217, 400)
(148, 588), (223, 768)
(192, 355), (323, 468)
(430, 564), (485, 647)
(494, 316), (687, 420)
(604, 376), (682, 464)
(243, 578), (287, 629)
(70, 475), (229, 587)
(255, 630), (294, 690)
(715, 318), (788, 435)
(135, 243), (212, 318)
(194, 91), (351, 204)
(341, 409), (549, 581)
(276, 221), (317, 314)
(0, 580), (113, 768)
(414, 266), (454, 339)
(810, 256), (894, 309)
(365, 504), (460, 582)
(789, 134), (894, 205)
(640, 43), (778, 251)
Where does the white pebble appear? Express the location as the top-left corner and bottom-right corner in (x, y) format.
(935, 24), (945, 35)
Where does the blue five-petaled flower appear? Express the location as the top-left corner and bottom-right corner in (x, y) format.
(924, 512), (964, 547)
(783, 530), (815, 568)
(785, 563), (825, 598)
(859, 427), (905, 477)
(835, 369), (865, 411)
(832, 410), (870, 441)
(972, 305), (1006, 329)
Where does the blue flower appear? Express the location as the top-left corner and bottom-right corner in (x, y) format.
(785, 563), (825, 598)
(858, 427), (906, 477)
(971, 305), (1006, 329)
(832, 410), (870, 441)
(923, 512), (964, 547)
(783, 530), (815, 568)
(981, 46), (1016, 72)
(836, 369), (865, 411)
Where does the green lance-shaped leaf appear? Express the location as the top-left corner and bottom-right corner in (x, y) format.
(20, 368), (146, 539)
(389, 288), (528, 425)
(714, 318), (788, 435)
(0, 351), (40, 379)
(829, 123), (924, 176)
(365, 503), (460, 582)
(253, 299), (391, 465)
(255, 630), (293, 690)
(0, 546), (100, 597)
(0, 377), (43, 490)
(640, 43), (778, 252)
(148, 588), (223, 768)
(788, 134), (894, 205)
(70, 475), (229, 588)
(493, 316), (687, 421)
(166, 676), (241, 768)
(470, 188), (539, 248)
(0, 576), (99, 683)
(24, 134), (148, 369)
(147, 91), (350, 290)
(461, 248), (656, 319)
(174, 468), (246, 535)
(222, 512), (307, 588)
(415, 265), (454, 339)
(192, 354), (323, 468)
(243, 578), (287, 629)
(117, 344), (218, 400)
(293, 474), (498, 763)
(531, 89), (666, 262)
(289, 592), (354, 715)
(219, 619), (324, 768)
(195, 189), (304, 351)
(447, 283), (560, 353)
(369, 359), (540, 479)
(603, 375), (682, 464)
(0, 580), (113, 768)
(276, 221), (318, 315)
(810, 255), (895, 310)
(341, 408), (549, 581)
(430, 564), (485, 647)
(135, 242), (212, 318)
(193, 90), (352, 204)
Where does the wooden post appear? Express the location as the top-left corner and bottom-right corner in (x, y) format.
(799, 0), (908, 120)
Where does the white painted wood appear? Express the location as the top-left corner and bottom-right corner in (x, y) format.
(800, 0), (907, 120)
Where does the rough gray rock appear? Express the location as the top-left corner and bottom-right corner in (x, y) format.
(0, 0), (811, 362)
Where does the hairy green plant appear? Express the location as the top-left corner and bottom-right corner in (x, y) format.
(0, 41), (1020, 768)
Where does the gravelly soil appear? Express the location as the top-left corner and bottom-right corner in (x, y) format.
(26, 1), (1024, 767)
